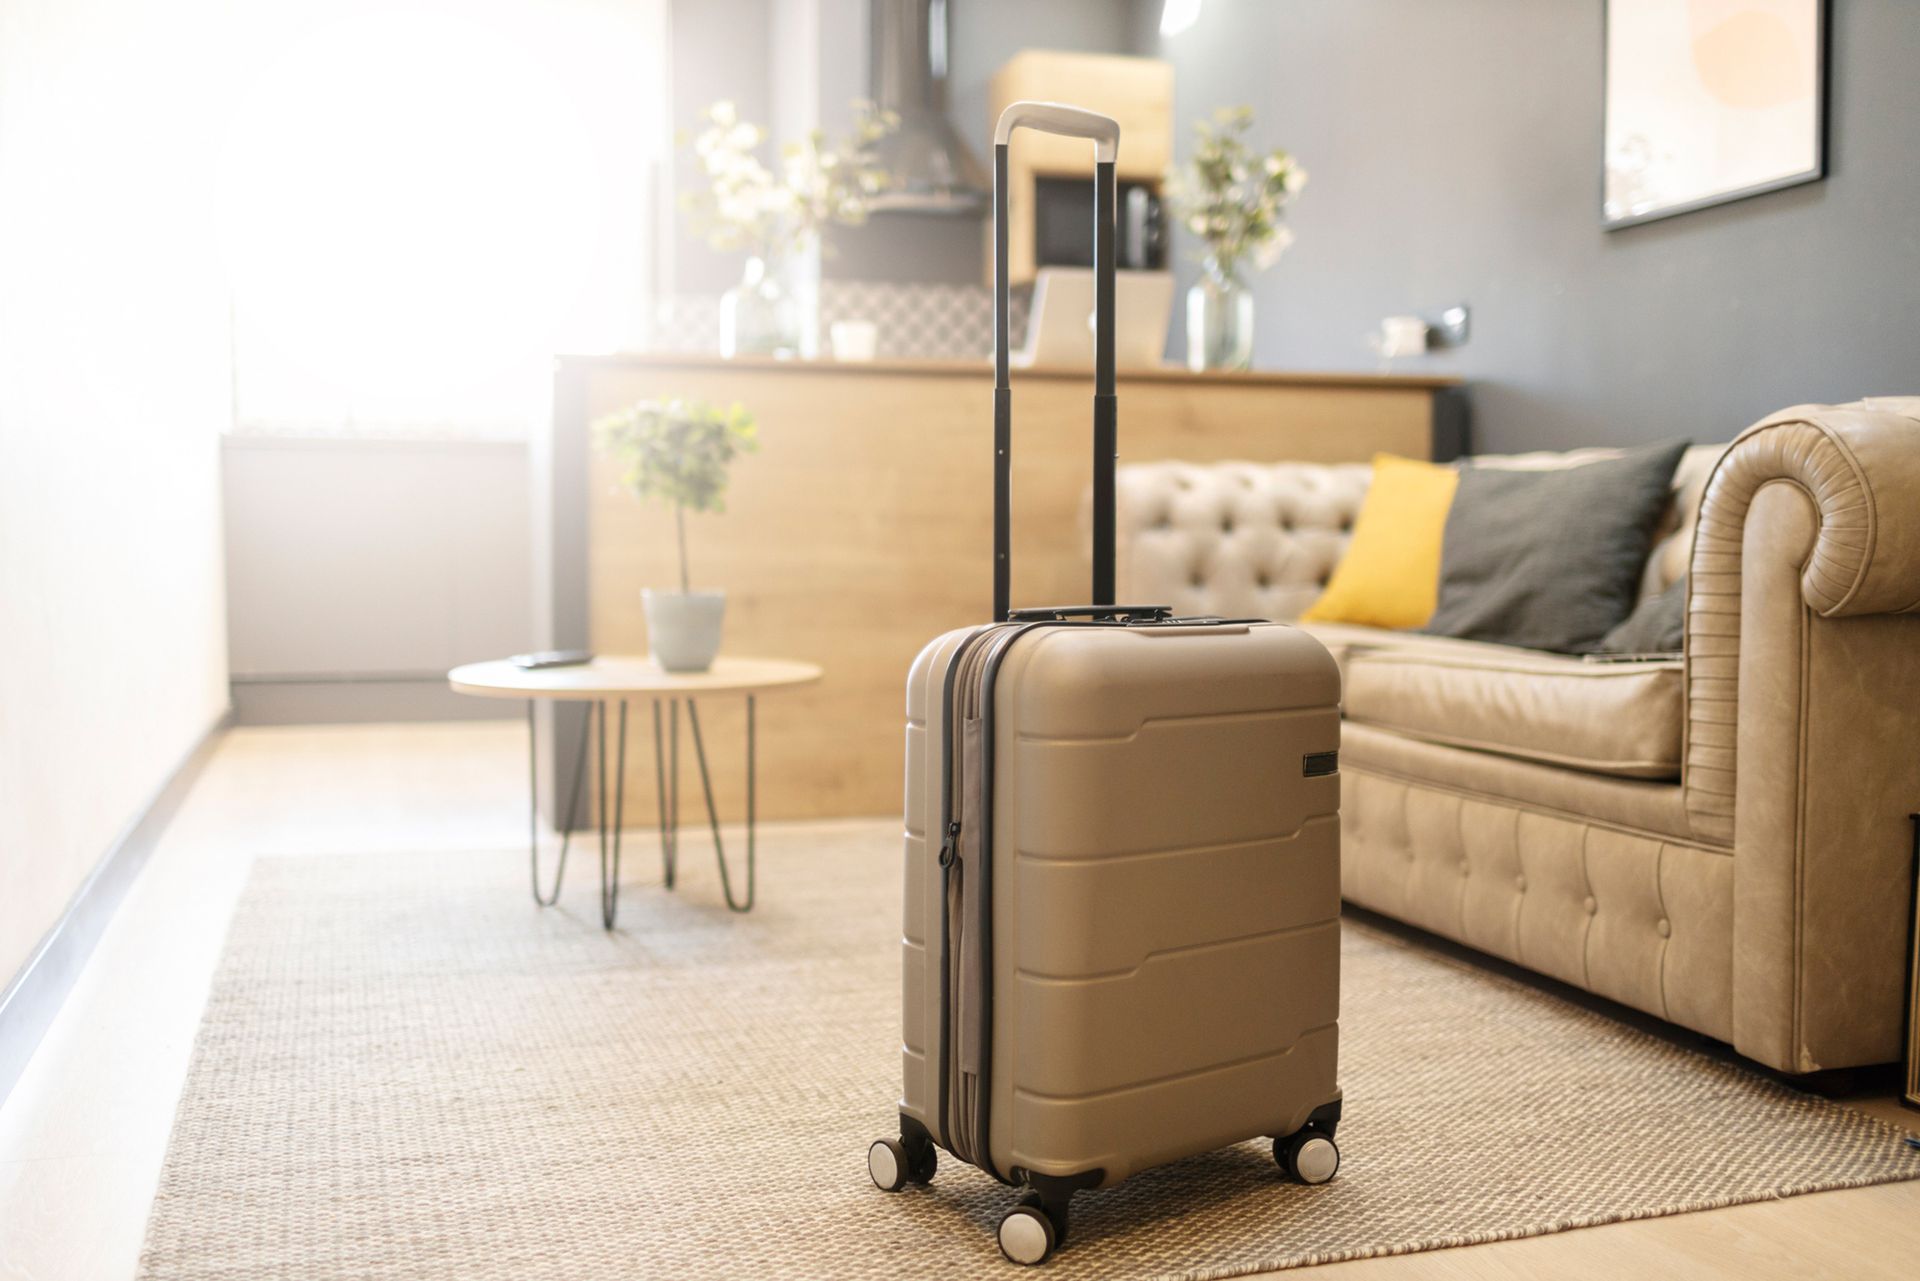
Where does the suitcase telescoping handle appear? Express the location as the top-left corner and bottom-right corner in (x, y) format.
(993, 101), (1121, 622)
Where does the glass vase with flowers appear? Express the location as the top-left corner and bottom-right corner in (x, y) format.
(1164, 107), (1306, 372)
(682, 101), (898, 358)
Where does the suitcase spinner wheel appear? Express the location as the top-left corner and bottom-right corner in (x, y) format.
(867, 1135), (937, 1193)
(997, 1193), (1060, 1266)
(1277, 1126), (1341, 1185)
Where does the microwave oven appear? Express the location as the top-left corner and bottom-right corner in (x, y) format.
(1031, 175), (1168, 272)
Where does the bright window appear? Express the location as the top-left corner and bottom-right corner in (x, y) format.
(218, 0), (665, 436)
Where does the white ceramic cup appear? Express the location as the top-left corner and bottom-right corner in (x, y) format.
(1378, 315), (1429, 358)
(830, 320), (879, 362)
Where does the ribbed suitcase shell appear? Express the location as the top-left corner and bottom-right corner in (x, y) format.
(901, 618), (1342, 1188)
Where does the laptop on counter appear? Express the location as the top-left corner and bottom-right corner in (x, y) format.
(1015, 269), (1175, 371)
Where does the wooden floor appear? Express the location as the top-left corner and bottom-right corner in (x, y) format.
(0, 722), (1914, 1280)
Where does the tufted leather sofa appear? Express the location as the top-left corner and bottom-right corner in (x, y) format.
(1108, 398), (1920, 1074)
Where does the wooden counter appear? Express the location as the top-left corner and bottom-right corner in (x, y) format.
(543, 354), (1464, 822)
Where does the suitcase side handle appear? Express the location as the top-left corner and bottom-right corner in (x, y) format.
(993, 101), (1119, 622)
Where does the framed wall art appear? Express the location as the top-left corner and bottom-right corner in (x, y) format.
(1603, 0), (1827, 229)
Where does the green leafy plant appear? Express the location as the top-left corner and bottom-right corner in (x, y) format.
(593, 399), (758, 593)
(1164, 106), (1307, 286)
(680, 99), (900, 262)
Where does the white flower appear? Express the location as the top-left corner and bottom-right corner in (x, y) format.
(718, 192), (761, 225)
(1284, 166), (1308, 195)
(1253, 224), (1295, 269)
(683, 98), (901, 254)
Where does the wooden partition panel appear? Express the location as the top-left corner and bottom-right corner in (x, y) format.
(558, 355), (1458, 822)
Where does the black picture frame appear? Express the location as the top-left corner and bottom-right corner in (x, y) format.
(1602, 0), (1829, 231)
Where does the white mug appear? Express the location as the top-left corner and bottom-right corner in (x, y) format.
(1378, 315), (1428, 358)
(830, 320), (879, 362)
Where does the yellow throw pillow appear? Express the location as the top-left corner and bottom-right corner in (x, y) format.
(1300, 453), (1458, 629)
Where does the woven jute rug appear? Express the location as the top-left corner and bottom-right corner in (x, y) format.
(138, 821), (1920, 1279)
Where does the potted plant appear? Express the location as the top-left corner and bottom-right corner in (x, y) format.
(1164, 106), (1307, 371)
(593, 398), (759, 672)
(681, 99), (899, 358)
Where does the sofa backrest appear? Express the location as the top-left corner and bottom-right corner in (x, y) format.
(1112, 443), (1730, 621)
(1114, 461), (1371, 621)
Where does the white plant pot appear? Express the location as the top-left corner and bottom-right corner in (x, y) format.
(643, 589), (726, 673)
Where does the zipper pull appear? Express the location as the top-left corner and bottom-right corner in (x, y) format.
(937, 821), (961, 868)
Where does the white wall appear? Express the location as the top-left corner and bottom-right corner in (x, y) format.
(0, 0), (233, 983)
(668, 0), (779, 295)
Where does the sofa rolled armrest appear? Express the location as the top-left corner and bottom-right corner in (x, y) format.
(1684, 397), (1920, 1071)
(1685, 399), (1920, 840)
(1694, 397), (1920, 622)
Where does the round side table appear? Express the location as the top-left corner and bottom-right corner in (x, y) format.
(448, 656), (822, 929)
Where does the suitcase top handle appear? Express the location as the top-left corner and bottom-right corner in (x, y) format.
(1005, 604), (1172, 623)
(992, 101), (1120, 621)
(993, 101), (1120, 163)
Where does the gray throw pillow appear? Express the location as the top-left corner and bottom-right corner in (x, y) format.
(1424, 441), (1690, 653)
(1594, 574), (1687, 654)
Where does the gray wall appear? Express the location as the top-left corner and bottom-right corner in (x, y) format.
(671, 1), (1918, 453)
(1144, 0), (1920, 453)
(948, 0), (1140, 150)
(669, 0), (776, 295)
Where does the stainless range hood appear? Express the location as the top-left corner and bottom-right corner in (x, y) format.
(866, 0), (988, 215)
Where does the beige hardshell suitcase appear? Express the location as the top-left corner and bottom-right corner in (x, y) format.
(865, 102), (1344, 1266)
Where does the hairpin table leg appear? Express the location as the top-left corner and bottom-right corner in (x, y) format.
(653, 699), (678, 889)
(599, 700), (628, 930)
(527, 699), (592, 907)
(684, 695), (756, 912)
(671, 699), (680, 877)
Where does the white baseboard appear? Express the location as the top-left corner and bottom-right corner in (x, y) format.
(0, 710), (231, 1106)
(230, 676), (509, 725)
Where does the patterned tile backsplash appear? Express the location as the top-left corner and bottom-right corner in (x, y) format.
(648, 280), (1029, 361)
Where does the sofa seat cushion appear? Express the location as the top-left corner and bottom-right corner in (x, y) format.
(1340, 721), (1696, 841)
(1301, 625), (1683, 780)
(1293, 620), (1397, 678)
